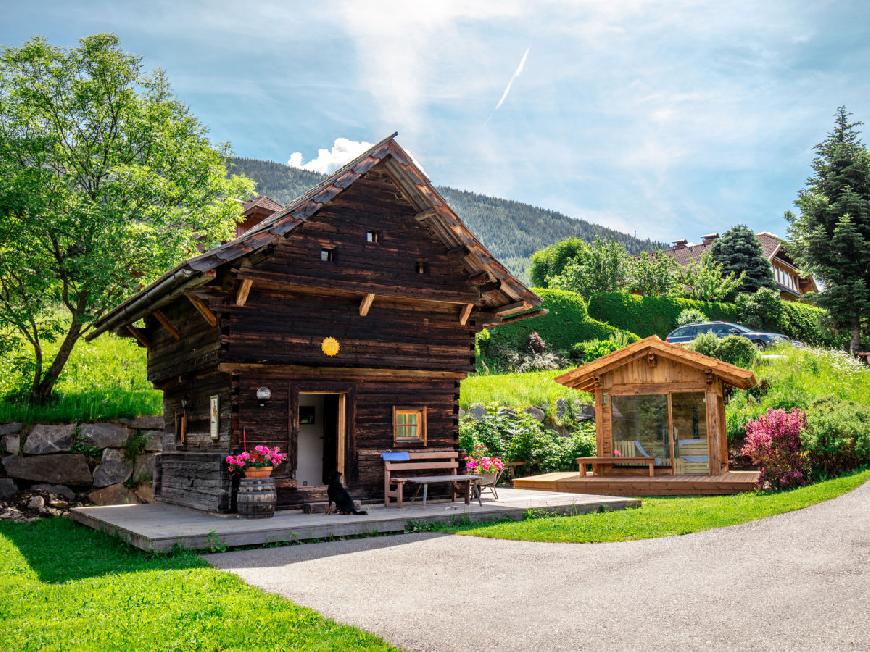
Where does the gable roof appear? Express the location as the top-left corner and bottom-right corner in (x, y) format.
(554, 336), (757, 392)
(241, 195), (284, 215)
(663, 231), (790, 267)
(89, 133), (541, 339)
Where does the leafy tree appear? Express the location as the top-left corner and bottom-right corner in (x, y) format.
(676, 308), (707, 326)
(627, 251), (677, 296)
(548, 239), (631, 298)
(787, 106), (870, 353)
(528, 237), (591, 287)
(709, 225), (775, 293)
(0, 34), (254, 402)
(672, 253), (744, 301)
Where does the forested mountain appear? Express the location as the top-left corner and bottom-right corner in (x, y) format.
(229, 157), (662, 280)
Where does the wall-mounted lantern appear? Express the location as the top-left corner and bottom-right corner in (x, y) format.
(256, 386), (272, 408)
(180, 396), (190, 409)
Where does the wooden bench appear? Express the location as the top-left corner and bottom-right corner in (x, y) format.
(577, 456), (656, 477)
(382, 450), (481, 507)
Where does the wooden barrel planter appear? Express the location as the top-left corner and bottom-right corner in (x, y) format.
(237, 477), (277, 519)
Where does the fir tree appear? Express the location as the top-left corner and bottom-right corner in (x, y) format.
(787, 106), (870, 353)
(709, 225), (776, 294)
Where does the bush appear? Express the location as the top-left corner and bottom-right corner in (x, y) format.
(687, 333), (757, 368)
(571, 339), (621, 362)
(716, 335), (758, 368)
(802, 398), (870, 479)
(780, 301), (842, 347)
(736, 288), (783, 331)
(587, 292), (739, 338)
(458, 407), (596, 474)
(741, 408), (809, 490)
(676, 308), (707, 326)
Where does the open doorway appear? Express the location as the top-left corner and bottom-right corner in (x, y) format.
(296, 392), (345, 487)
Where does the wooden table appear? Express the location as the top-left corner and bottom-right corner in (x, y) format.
(577, 456), (656, 477)
(404, 474), (482, 506)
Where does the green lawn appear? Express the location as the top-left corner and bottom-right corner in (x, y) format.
(447, 469), (869, 543)
(0, 518), (392, 651)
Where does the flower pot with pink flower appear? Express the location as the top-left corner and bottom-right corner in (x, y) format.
(464, 443), (506, 499)
(226, 445), (287, 479)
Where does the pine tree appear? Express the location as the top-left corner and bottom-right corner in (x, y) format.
(709, 225), (776, 294)
(787, 106), (870, 353)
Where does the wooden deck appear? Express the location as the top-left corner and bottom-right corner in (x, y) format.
(513, 471), (760, 496)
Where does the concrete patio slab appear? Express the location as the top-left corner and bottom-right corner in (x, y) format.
(69, 488), (639, 551)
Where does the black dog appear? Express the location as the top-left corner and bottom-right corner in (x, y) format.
(327, 472), (367, 515)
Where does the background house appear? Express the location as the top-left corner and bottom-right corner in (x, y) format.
(663, 231), (817, 301)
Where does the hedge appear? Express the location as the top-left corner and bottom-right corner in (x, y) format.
(587, 291), (838, 346)
(485, 288), (636, 354)
(587, 292), (739, 338)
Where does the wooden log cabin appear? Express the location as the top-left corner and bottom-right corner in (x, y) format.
(514, 336), (761, 496)
(87, 134), (542, 512)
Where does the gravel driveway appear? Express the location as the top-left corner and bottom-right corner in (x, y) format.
(207, 481), (870, 651)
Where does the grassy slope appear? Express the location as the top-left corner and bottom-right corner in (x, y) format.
(0, 518), (391, 651)
(447, 469), (868, 543)
(460, 369), (582, 409)
(0, 333), (161, 423)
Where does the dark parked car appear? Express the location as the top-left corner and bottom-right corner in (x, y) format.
(666, 321), (789, 348)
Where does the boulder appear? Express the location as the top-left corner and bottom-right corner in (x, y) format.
(468, 404), (488, 420)
(0, 478), (17, 500)
(23, 424), (76, 455)
(133, 453), (156, 482)
(89, 483), (141, 506)
(0, 423), (22, 437)
(31, 483), (76, 501)
(2, 453), (92, 485)
(134, 482), (155, 503)
(79, 423), (130, 449)
(92, 448), (133, 488)
(2, 434), (20, 455)
(555, 398), (569, 421)
(578, 403), (595, 421)
(525, 406), (546, 422)
(124, 415), (164, 430)
(142, 430), (164, 452)
(26, 495), (45, 510)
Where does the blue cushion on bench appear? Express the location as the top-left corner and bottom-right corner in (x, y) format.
(381, 451), (410, 461)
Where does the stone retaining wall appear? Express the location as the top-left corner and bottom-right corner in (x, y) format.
(0, 417), (164, 508)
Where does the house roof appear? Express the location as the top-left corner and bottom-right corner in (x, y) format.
(88, 133), (542, 339)
(554, 336), (757, 392)
(242, 195), (284, 214)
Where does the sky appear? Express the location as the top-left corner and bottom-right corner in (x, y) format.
(3, 0), (870, 243)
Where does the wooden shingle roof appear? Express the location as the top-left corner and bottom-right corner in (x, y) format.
(554, 336), (757, 392)
(89, 133), (541, 339)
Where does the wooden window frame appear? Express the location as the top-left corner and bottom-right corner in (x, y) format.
(392, 406), (428, 446)
(320, 247), (335, 262)
(366, 230), (381, 244)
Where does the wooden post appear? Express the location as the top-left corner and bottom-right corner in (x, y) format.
(459, 303), (473, 326)
(359, 293), (375, 316)
(153, 310), (181, 341)
(186, 293), (217, 327)
(235, 279), (253, 306)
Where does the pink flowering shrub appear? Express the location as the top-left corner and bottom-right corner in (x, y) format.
(464, 442), (505, 475)
(740, 408), (808, 490)
(226, 445), (287, 472)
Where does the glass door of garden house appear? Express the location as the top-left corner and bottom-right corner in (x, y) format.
(610, 392), (709, 474)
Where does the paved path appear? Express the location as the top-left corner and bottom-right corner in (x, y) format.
(208, 481), (870, 651)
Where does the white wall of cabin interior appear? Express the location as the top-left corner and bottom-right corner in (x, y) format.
(297, 394), (325, 487)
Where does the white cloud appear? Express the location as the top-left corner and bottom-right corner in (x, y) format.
(287, 138), (373, 174)
(492, 47), (530, 113)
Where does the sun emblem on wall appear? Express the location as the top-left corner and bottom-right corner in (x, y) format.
(321, 336), (340, 357)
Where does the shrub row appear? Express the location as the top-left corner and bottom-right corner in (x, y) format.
(587, 291), (837, 346)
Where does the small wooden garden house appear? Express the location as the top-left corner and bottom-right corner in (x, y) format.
(87, 133), (542, 512)
(529, 336), (758, 494)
